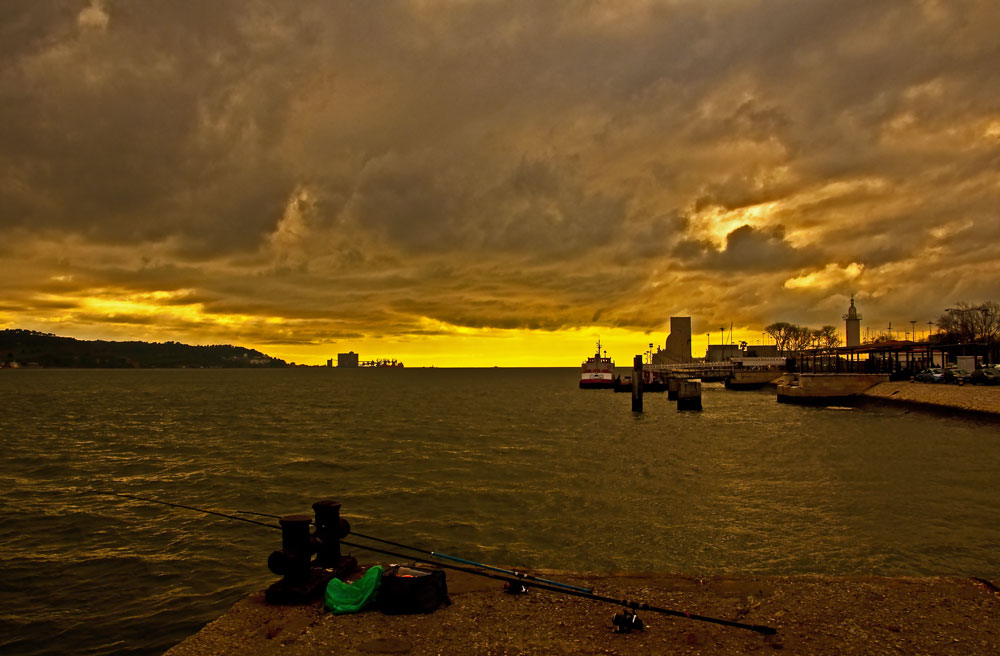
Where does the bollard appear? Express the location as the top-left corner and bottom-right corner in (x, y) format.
(266, 514), (319, 603)
(312, 499), (353, 568)
(264, 501), (360, 605)
(677, 379), (702, 411)
(632, 355), (643, 412)
(268, 514), (314, 583)
(667, 377), (680, 401)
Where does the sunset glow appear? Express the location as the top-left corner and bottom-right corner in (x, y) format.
(3, 1), (999, 365)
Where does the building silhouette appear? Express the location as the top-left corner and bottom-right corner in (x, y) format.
(843, 295), (862, 347)
(652, 317), (693, 364)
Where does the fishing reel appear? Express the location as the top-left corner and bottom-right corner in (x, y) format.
(265, 499), (358, 604)
(503, 581), (529, 594)
(612, 609), (645, 634)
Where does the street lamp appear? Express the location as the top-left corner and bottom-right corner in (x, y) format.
(910, 320), (917, 342)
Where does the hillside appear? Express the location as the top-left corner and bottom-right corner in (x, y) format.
(0, 329), (287, 368)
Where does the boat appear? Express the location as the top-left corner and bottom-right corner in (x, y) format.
(579, 340), (616, 389)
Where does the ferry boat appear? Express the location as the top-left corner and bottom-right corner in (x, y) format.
(579, 340), (616, 389)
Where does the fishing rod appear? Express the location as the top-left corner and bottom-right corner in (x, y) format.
(235, 510), (593, 594)
(236, 509), (594, 594)
(96, 491), (282, 530)
(350, 531), (595, 594)
(100, 492), (776, 635)
(104, 494), (584, 595)
(342, 538), (777, 635)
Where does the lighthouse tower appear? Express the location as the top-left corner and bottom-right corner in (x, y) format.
(843, 295), (862, 347)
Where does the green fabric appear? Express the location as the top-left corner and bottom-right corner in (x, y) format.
(325, 565), (383, 614)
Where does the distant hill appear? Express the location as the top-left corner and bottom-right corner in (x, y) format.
(0, 329), (288, 368)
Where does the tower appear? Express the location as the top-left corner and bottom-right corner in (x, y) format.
(843, 295), (862, 347)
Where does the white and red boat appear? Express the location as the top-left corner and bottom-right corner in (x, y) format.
(579, 340), (616, 389)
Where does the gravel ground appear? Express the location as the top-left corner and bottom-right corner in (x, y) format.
(165, 568), (1000, 655)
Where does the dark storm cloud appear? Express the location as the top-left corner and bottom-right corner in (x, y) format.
(2, 0), (999, 346)
(674, 224), (820, 272)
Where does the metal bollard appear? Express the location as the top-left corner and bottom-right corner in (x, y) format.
(267, 514), (314, 583)
(264, 501), (359, 605)
(312, 499), (353, 569)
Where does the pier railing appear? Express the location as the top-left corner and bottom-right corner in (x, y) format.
(644, 362), (736, 378)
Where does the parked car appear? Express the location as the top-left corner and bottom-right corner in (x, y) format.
(914, 368), (944, 383)
(943, 368), (972, 384)
(970, 368), (1000, 386)
(943, 367), (971, 385)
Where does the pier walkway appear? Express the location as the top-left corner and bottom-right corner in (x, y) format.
(862, 380), (1000, 419)
(166, 568), (999, 656)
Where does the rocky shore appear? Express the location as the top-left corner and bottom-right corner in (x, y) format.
(165, 568), (999, 655)
(861, 380), (1000, 420)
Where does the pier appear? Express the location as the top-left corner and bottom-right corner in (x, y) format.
(614, 358), (786, 393)
(166, 572), (1000, 656)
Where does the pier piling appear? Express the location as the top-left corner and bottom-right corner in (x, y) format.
(631, 355), (643, 412)
(667, 377), (680, 401)
(677, 379), (702, 411)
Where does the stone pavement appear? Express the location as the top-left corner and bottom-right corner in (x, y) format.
(165, 571), (1000, 655)
(862, 380), (1000, 419)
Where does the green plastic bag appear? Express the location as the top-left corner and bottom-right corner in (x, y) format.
(325, 565), (383, 614)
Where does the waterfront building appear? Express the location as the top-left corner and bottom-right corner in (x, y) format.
(743, 344), (779, 358)
(337, 351), (359, 367)
(705, 344), (742, 362)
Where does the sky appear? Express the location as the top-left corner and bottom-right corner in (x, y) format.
(2, 0), (999, 366)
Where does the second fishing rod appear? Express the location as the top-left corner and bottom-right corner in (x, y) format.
(342, 537), (777, 635)
(234, 508), (594, 594)
(238, 504), (777, 635)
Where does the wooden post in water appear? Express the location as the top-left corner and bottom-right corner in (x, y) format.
(677, 379), (702, 411)
(631, 355), (643, 412)
(667, 377), (680, 401)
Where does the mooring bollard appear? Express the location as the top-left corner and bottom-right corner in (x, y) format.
(312, 499), (354, 569)
(632, 354), (643, 412)
(667, 377), (680, 401)
(267, 514), (314, 585)
(677, 379), (702, 411)
(264, 500), (359, 604)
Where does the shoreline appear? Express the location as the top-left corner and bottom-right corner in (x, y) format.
(860, 380), (1000, 421)
(165, 568), (999, 655)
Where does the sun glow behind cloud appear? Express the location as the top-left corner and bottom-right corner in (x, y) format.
(25, 289), (284, 337)
(784, 263), (865, 291)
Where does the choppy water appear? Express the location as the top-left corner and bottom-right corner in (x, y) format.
(1, 368), (998, 655)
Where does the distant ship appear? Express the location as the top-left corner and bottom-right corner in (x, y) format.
(579, 340), (616, 389)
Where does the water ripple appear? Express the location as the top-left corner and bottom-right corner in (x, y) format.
(1, 368), (998, 655)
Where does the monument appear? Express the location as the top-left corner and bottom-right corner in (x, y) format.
(652, 317), (692, 364)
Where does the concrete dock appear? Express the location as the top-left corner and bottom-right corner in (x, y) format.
(165, 569), (999, 655)
(861, 381), (1000, 419)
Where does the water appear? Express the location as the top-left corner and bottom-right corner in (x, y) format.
(1, 368), (998, 655)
